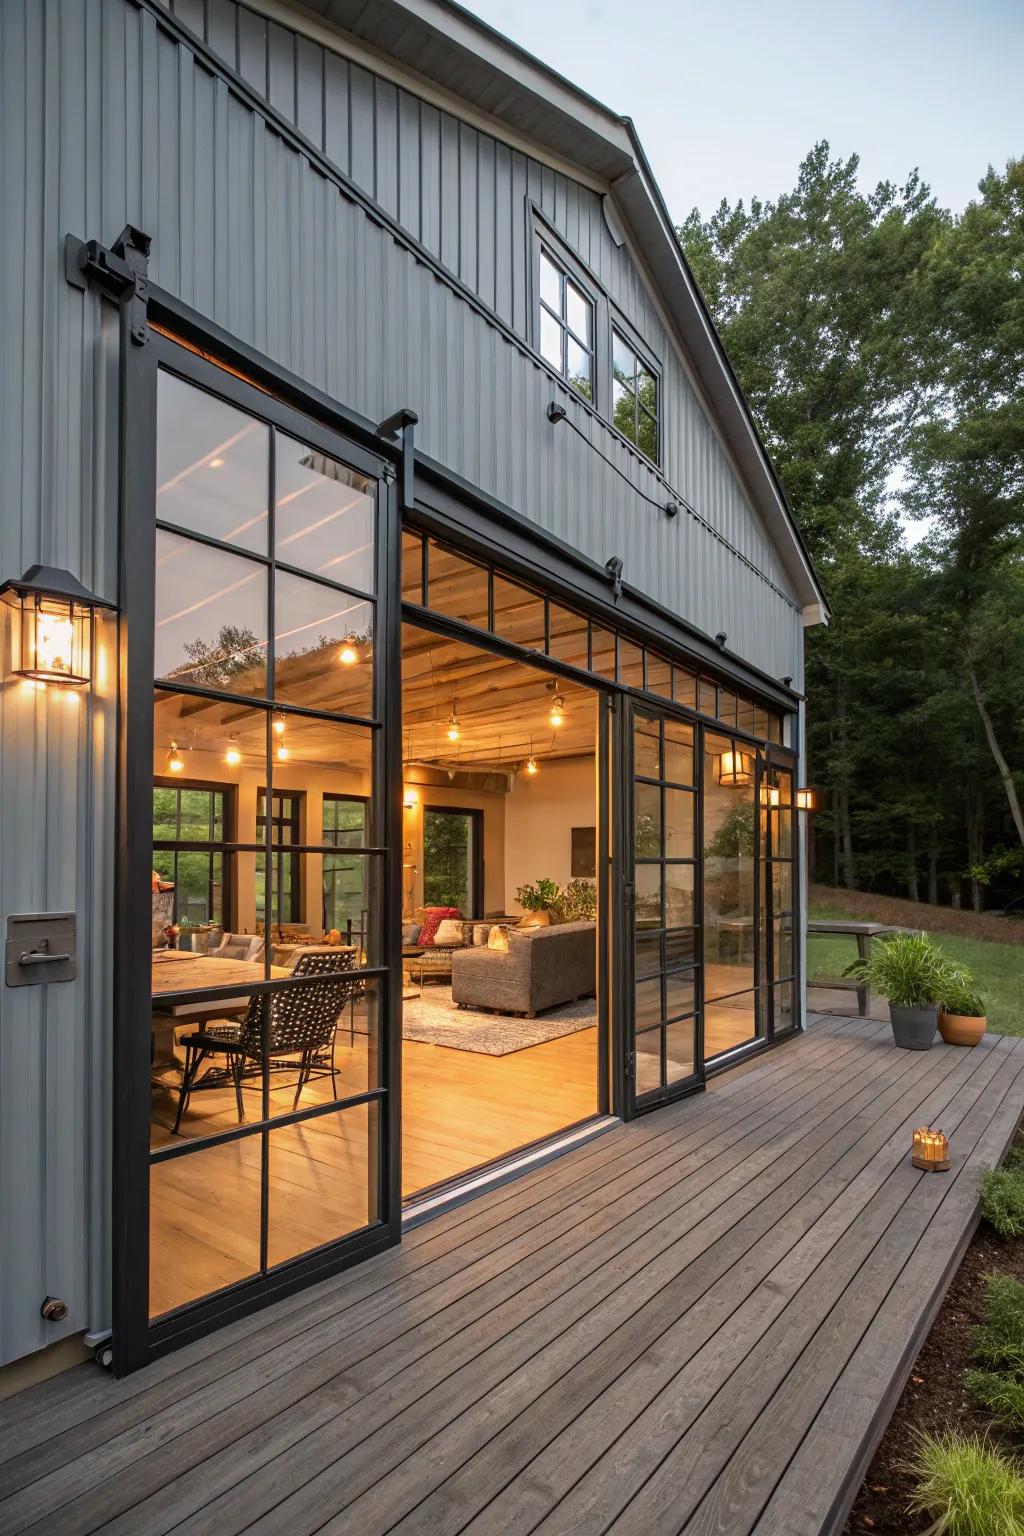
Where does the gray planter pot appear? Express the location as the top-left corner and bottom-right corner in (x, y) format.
(889, 1003), (938, 1050)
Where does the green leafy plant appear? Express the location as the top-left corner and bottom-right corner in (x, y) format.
(979, 1168), (1024, 1239)
(972, 1274), (1024, 1372)
(704, 800), (755, 859)
(908, 1431), (1024, 1536)
(550, 880), (597, 924)
(843, 931), (947, 1008)
(515, 878), (561, 913)
(939, 965), (987, 1018)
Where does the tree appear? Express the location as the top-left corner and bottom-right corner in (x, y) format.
(680, 144), (947, 889)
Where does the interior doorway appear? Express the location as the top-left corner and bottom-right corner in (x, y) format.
(400, 619), (604, 1196)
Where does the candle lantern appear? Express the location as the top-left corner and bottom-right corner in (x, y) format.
(912, 1127), (950, 1171)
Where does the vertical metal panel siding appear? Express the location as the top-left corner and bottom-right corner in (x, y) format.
(0, 0), (802, 1367)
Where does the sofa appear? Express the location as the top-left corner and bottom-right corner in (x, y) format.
(450, 921), (596, 1017)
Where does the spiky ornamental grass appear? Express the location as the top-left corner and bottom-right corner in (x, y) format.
(979, 1167), (1024, 1240)
(972, 1274), (1024, 1372)
(908, 1431), (1024, 1536)
(843, 931), (947, 1008)
(964, 1369), (1024, 1431)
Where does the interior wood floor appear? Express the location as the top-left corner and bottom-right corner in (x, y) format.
(149, 1023), (598, 1318)
(6, 1017), (1024, 1536)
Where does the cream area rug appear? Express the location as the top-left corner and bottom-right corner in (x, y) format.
(400, 985), (598, 1056)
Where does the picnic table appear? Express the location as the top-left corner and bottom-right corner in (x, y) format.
(805, 920), (913, 1017)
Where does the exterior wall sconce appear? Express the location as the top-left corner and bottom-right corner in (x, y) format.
(795, 787), (817, 811)
(760, 783), (781, 808)
(717, 749), (752, 787)
(1, 565), (115, 687)
(912, 1127), (949, 1171)
(403, 786), (419, 810)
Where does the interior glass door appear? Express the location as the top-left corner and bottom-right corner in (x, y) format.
(762, 759), (797, 1035)
(628, 706), (700, 1106)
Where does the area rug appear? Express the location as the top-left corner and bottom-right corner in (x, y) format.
(400, 985), (598, 1056)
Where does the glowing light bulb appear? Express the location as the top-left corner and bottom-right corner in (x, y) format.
(36, 612), (74, 677)
(208, 456), (224, 469)
(403, 786), (418, 809)
(447, 715), (460, 742)
(167, 743), (185, 773)
(526, 756), (539, 775)
(339, 641), (359, 666)
(225, 738), (241, 766)
(549, 695), (565, 728)
(276, 743), (289, 762)
(272, 714), (286, 736)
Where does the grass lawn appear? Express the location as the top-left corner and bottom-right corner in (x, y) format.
(809, 903), (1024, 1037)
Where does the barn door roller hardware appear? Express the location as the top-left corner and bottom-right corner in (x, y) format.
(376, 406), (419, 512)
(64, 225), (152, 345)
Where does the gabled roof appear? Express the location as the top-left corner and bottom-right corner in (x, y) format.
(299, 0), (829, 620)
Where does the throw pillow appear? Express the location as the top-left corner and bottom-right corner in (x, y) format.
(433, 918), (466, 947)
(418, 906), (461, 946)
(402, 921), (421, 946)
(472, 922), (490, 946)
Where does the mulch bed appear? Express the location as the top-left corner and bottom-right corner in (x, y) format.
(810, 883), (1024, 946)
(844, 1132), (1024, 1533)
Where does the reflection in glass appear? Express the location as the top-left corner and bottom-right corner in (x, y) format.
(635, 1030), (662, 1096)
(635, 928), (661, 977)
(703, 732), (760, 1044)
(705, 992), (758, 1057)
(150, 1138), (261, 1317)
(664, 720), (694, 785)
(426, 541), (489, 628)
(666, 969), (695, 1019)
(273, 572), (373, 718)
(665, 864), (694, 927)
(275, 437), (375, 593)
(635, 782), (661, 853)
(539, 250), (561, 311)
(646, 654), (672, 699)
(618, 641), (645, 690)
(402, 529), (424, 603)
(492, 576), (545, 650)
(673, 669), (697, 710)
(540, 308), (562, 371)
(590, 626), (616, 679)
(634, 716), (660, 779)
(635, 864), (662, 929)
(664, 789), (694, 859)
(636, 976), (662, 1029)
(266, 1101), (379, 1268)
(155, 529), (268, 694)
(156, 371), (269, 553)
(548, 604), (588, 668)
(665, 1017), (695, 1081)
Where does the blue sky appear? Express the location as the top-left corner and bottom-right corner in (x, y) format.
(464, 0), (1023, 220)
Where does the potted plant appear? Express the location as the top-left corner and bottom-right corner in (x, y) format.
(844, 932), (946, 1050)
(551, 880), (598, 924)
(515, 877), (561, 928)
(937, 966), (987, 1047)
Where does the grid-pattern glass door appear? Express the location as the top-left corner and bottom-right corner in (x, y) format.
(763, 763), (797, 1034)
(146, 361), (392, 1325)
(631, 709), (699, 1101)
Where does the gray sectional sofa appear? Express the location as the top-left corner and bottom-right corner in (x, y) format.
(450, 921), (596, 1017)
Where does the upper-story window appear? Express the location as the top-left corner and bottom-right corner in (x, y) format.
(613, 330), (659, 463)
(538, 248), (594, 401)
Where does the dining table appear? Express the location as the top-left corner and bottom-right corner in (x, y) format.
(150, 950), (291, 1079)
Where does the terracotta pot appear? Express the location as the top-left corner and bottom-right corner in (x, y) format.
(516, 909), (550, 929)
(938, 1011), (986, 1047)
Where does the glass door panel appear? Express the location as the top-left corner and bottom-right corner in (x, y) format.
(763, 761), (797, 1036)
(702, 731), (761, 1058)
(628, 707), (699, 1105)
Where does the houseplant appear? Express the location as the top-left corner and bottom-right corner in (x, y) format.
(937, 966), (987, 1047)
(844, 932), (946, 1050)
(551, 880), (598, 924)
(515, 877), (561, 928)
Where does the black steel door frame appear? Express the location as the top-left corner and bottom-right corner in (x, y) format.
(112, 322), (405, 1373)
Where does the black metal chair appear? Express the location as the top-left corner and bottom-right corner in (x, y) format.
(172, 949), (357, 1134)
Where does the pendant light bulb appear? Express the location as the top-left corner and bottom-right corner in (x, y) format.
(526, 755), (539, 775)
(225, 735), (242, 767)
(272, 713), (286, 737)
(446, 704), (460, 743)
(276, 742), (289, 762)
(339, 638), (359, 666)
(167, 741), (185, 774)
(549, 694), (565, 728)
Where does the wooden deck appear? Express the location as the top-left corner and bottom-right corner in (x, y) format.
(3, 1014), (1024, 1536)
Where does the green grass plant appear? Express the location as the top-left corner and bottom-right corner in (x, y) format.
(908, 1431), (1024, 1536)
(979, 1168), (1024, 1239)
(972, 1273), (1024, 1371)
(842, 931), (947, 1008)
(964, 1368), (1024, 1431)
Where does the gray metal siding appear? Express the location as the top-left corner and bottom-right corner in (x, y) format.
(0, 0), (803, 1367)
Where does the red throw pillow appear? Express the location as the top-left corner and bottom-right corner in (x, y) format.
(418, 906), (461, 945)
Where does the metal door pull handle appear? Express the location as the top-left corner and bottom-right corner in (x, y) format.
(19, 950), (72, 965)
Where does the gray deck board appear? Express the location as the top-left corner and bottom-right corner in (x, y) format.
(3, 1017), (1022, 1536)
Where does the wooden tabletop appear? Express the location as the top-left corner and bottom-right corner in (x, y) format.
(151, 950), (289, 997)
(806, 921), (905, 936)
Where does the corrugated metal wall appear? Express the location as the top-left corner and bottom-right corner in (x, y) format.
(0, 0), (804, 1366)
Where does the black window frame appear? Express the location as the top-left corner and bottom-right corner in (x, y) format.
(537, 243), (596, 404)
(152, 778), (233, 931)
(612, 324), (660, 466)
(322, 793), (371, 944)
(422, 804), (485, 918)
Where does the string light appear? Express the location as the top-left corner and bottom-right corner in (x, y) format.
(225, 735), (241, 767)
(272, 713), (286, 736)
(446, 703), (461, 743)
(549, 693), (565, 728)
(167, 742), (185, 774)
(276, 742), (289, 762)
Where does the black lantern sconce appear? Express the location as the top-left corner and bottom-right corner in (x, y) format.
(717, 748), (753, 787)
(1, 565), (115, 687)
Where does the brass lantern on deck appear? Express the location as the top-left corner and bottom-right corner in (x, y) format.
(1, 566), (115, 687)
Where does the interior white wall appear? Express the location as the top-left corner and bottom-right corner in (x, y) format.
(503, 756), (598, 913)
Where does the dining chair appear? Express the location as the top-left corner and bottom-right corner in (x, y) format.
(172, 949), (357, 1133)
